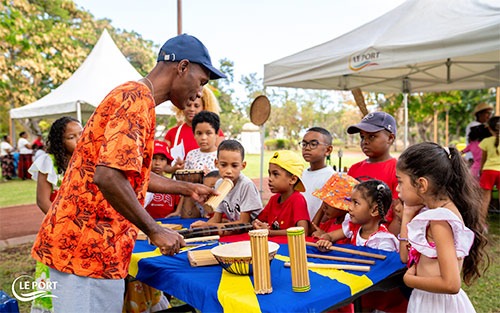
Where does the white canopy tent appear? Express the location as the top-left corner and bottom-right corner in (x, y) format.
(9, 29), (173, 124)
(264, 0), (500, 146)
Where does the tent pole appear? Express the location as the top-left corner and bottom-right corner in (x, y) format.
(404, 93), (408, 149)
(76, 101), (82, 123)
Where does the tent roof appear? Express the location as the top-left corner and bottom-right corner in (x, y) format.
(9, 30), (174, 120)
(264, 0), (500, 93)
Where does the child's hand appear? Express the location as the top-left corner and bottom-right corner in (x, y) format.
(166, 211), (180, 218)
(403, 203), (424, 219)
(315, 239), (332, 252)
(406, 264), (416, 276)
(190, 220), (208, 228)
(311, 222), (326, 238)
(252, 219), (269, 230)
(172, 158), (185, 171)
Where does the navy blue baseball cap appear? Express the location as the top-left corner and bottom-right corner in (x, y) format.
(347, 112), (397, 135)
(157, 34), (226, 80)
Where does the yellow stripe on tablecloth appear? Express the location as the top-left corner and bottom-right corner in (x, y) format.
(311, 268), (373, 295)
(277, 253), (372, 295)
(128, 248), (162, 277)
(217, 270), (261, 313)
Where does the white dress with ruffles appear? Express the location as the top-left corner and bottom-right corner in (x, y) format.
(407, 207), (476, 313)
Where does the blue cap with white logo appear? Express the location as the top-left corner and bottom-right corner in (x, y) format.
(157, 34), (226, 80)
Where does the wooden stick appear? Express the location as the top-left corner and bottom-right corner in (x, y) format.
(306, 242), (386, 260)
(184, 235), (220, 243)
(307, 253), (375, 265)
(284, 262), (370, 272)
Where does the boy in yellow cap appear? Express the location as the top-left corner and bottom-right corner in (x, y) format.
(253, 150), (310, 236)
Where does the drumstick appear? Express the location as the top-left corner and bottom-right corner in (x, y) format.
(307, 253), (375, 265)
(284, 262), (370, 272)
(184, 235), (220, 243)
(178, 223), (253, 239)
(306, 242), (386, 260)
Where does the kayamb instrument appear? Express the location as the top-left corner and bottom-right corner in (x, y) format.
(287, 227), (310, 292)
(203, 178), (234, 213)
(249, 229), (273, 294)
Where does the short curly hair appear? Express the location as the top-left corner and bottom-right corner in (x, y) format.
(173, 85), (220, 122)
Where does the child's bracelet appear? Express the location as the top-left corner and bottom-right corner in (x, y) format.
(397, 234), (408, 242)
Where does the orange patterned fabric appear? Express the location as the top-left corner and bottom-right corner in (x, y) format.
(32, 81), (156, 279)
(312, 173), (358, 211)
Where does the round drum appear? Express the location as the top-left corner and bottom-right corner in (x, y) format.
(173, 169), (204, 184)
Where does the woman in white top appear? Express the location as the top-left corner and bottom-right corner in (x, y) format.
(1, 135), (15, 180)
(17, 131), (32, 180)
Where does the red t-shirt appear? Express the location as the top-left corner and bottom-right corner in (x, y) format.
(257, 191), (310, 230)
(347, 158), (398, 223)
(347, 158), (398, 199)
(145, 193), (180, 219)
(164, 123), (224, 158)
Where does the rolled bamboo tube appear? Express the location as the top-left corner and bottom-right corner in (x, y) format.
(184, 235), (220, 243)
(284, 262), (370, 272)
(287, 227), (310, 292)
(306, 253), (375, 265)
(306, 242), (386, 260)
(204, 178), (234, 213)
(249, 229), (272, 294)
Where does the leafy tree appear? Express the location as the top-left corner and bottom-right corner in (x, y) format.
(1, 0), (155, 136)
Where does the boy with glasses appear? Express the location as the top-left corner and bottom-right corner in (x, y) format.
(300, 127), (334, 222)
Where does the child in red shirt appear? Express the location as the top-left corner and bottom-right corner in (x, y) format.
(253, 150), (310, 236)
(346, 111), (402, 235)
(310, 173), (358, 242)
(144, 140), (180, 218)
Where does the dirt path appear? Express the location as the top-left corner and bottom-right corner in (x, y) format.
(0, 177), (272, 248)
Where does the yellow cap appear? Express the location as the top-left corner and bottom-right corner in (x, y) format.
(269, 150), (305, 192)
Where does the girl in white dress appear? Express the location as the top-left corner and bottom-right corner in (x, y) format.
(316, 179), (399, 252)
(397, 142), (488, 313)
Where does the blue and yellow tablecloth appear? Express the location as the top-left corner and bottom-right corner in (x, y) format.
(130, 218), (406, 313)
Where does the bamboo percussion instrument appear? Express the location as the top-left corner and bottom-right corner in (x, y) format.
(284, 262), (371, 272)
(173, 169), (204, 184)
(203, 178), (234, 213)
(137, 223), (183, 241)
(179, 223), (253, 239)
(306, 242), (386, 260)
(306, 253), (375, 265)
(187, 249), (218, 267)
(184, 235), (220, 243)
(249, 229), (273, 294)
(287, 227), (310, 292)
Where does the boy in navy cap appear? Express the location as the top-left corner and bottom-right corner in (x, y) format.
(346, 111), (401, 234)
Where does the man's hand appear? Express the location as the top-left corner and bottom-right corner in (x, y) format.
(188, 183), (218, 204)
(148, 225), (185, 256)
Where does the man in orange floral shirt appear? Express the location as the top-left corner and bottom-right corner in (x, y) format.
(31, 34), (226, 312)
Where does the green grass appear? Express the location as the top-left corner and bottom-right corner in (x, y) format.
(0, 179), (36, 207)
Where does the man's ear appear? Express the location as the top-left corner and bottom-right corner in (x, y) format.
(177, 59), (190, 75)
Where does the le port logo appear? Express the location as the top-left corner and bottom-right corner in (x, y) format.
(349, 48), (380, 71)
(11, 275), (58, 302)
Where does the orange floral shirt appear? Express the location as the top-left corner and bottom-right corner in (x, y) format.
(32, 81), (156, 279)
